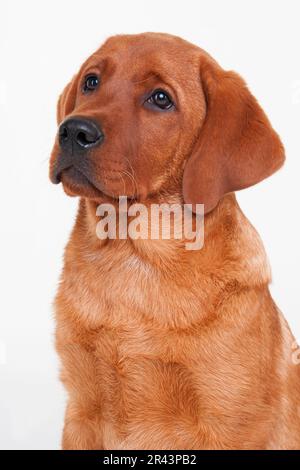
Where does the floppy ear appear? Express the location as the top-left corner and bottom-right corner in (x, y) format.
(56, 75), (78, 125)
(182, 56), (285, 214)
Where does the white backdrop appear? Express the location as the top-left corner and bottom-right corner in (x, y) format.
(0, 0), (299, 450)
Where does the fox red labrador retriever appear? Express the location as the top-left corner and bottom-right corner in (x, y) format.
(50, 33), (300, 449)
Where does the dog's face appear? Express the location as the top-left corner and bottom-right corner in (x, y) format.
(50, 34), (205, 202)
(50, 33), (285, 213)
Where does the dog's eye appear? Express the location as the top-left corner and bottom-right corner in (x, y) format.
(83, 74), (99, 93)
(147, 90), (173, 110)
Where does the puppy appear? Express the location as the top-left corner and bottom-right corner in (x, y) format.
(50, 33), (300, 449)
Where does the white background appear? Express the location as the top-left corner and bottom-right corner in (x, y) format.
(0, 0), (299, 450)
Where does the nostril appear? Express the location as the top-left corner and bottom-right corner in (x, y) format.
(59, 125), (69, 144)
(76, 131), (100, 148)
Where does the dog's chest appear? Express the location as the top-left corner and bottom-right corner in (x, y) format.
(61, 240), (274, 448)
(89, 323), (206, 449)
(85, 321), (272, 450)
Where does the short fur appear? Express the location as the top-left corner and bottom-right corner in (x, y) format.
(50, 33), (300, 449)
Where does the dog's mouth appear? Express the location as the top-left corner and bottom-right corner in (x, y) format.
(50, 152), (139, 201)
(56, 165), (104, 199)
(51, 160), (137, 202)
(49, 150), (104, 199)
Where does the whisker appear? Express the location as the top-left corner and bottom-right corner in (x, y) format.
(124, 157), (138, 201)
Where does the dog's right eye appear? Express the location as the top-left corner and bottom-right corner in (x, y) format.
(82, 74), (99, 93)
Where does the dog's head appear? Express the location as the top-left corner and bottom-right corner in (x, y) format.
(50, 33), (284, 213)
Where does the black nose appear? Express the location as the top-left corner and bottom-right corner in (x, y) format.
(58, 117), (103, 152)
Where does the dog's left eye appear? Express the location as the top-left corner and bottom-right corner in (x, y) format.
(83, 74), (99, 93)
(147, 90), (174, 110)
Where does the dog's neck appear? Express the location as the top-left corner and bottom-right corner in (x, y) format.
(70, 193), (270, 288)
(63, 193), (271, 329)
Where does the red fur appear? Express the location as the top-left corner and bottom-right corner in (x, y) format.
(50, 33), (300, 449)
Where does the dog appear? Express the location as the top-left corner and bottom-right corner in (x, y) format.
(50, 33), (300, 449)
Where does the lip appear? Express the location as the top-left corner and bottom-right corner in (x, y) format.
(50, 153), (73, 185)
(51, 155), (139, 201)
(50, 152), (100, 191)
(59, 166), (104, 199)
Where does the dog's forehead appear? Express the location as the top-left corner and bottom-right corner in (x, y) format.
(86, 33), (201, 80)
